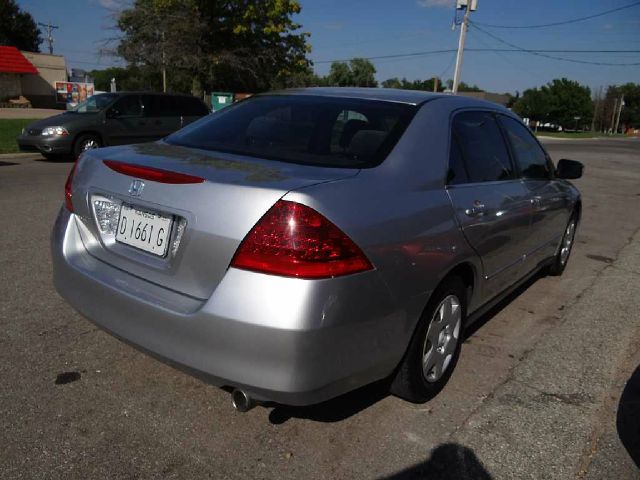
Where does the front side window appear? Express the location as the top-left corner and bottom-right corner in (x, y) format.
(499, 115), (552, 180)
(70, 93), (118, 113)
(448, 111), (515, 184)
(166, 95), (416, 168)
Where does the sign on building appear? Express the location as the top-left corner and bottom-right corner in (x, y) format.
(55, 81), (95, 109)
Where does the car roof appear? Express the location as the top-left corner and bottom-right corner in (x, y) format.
(264, 87), (510, 111)
(95, 91), (198, 98)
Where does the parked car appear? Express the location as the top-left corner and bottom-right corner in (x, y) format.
(52, 88), (583, 410)
(17, 92), (209, 159)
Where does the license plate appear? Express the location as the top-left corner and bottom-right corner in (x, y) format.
(115, 205), (173, 257)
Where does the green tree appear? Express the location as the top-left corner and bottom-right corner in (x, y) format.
(326, 58), (376, 87)
(544, 78), (592, 129)
(89, 66), (162, 92)
(271, 66), (325, 89)
(381, 77), (445, 92)
(513, 88), (551, 128)
(514, 78), (592, 130)
(327, 61), (353, 86)
(115, 0), (311, 93)
(349, 58), (376, 87)
(0, 0), (41, 52)
(456, 81), (483, 92)
(381, 77), (402, 89)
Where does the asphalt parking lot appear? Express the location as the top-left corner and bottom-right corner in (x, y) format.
(1, 138), (639, 479)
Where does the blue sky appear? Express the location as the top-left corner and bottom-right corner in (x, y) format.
(17, 0), (640, 94)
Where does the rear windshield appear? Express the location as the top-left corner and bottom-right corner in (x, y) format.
(165, 95), (416, 168)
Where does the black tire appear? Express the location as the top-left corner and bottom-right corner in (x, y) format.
(73, 133), (101, 158)
(547, 213), (578, 276)
(390, 276), (466, 403)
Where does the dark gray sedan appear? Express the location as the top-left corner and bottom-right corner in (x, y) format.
(51, 88), (583, 410)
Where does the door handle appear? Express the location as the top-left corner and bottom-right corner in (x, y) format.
(531, 196), (543, 209)
(465, 203), (486, 217)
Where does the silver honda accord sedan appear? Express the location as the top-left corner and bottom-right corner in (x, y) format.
(52, 88), (583, 410)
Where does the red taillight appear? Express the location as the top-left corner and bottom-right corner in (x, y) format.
(103, 160), (205, 184)
(231, 200), (373, 279)
(64, 162), (77, 212)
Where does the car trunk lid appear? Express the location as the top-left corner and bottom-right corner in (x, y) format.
(71, 142), (359, 299)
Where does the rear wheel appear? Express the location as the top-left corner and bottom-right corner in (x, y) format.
(73, 134), (101, 157)
(391, 276), (466, 403)
(547, 214), (577, 276)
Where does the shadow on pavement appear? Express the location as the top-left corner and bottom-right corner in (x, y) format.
(379, 443), (492, 479)
(35, 155), (74, 163)
(268, 379), (390, 424)
(617, 363), (640, 468)
(463, 270), (543, 340)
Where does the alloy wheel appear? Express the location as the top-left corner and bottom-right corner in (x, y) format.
(422, 294), (462, 383)
(81, 139), (99, 151)
(560, 219), (576, 265)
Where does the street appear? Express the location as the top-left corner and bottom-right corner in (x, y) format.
(1, 138), (639, 479)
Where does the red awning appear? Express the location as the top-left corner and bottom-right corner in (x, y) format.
(0, 46), (38, 74)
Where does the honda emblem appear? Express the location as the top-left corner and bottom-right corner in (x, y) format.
(128, 179), (145, 196)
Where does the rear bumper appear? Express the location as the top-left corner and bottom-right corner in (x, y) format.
(17, 134), (73, 155)
(51, 208), (412, 405)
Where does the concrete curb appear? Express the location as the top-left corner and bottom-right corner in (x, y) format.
(0, 152), (43, 160)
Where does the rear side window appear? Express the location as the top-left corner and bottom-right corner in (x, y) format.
(142, 95), (208, 117)
(181, 97), (209, 116)
(166, 95), (416, 168)
(112, 95), (142, 117)
(448, 111), (515, 184)
(141, 95), (167, 117)
(499, 115), (552, 180)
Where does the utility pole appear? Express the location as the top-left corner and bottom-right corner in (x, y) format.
(609, 97), (618, 133)
(452, 0), (476, 94)
(613, 94), (625, 134)
(433, 76), (439, 92)
(161, 30), (167, 93)
(591, 86), (602, 132)
(38, 21), (59, 54)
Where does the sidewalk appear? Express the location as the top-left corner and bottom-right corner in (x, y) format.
(453, 229), (640, 479)
(0, 108), (61, 119)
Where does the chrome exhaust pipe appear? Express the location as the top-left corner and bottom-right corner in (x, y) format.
(231, 388), (255, 412)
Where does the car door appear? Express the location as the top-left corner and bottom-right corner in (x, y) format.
(498, 115), (572, 271)
(141, 94), (178, 140)
(103, 95), (147, 146)
(446, 111), (532, 301)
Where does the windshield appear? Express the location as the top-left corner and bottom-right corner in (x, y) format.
(70, 93), (119, 113)
(166, 95), (416, 168)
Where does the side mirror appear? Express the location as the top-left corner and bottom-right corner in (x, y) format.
(556, 159), (583, 179)
(106, 108), (119, 119)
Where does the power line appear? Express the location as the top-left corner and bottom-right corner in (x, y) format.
(472, 1), (640, 29)
(468, 22), (640, 66)
(438, 51), (458, 80)
(315, 47), (640, 65)
(467, 29), (547, 83)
